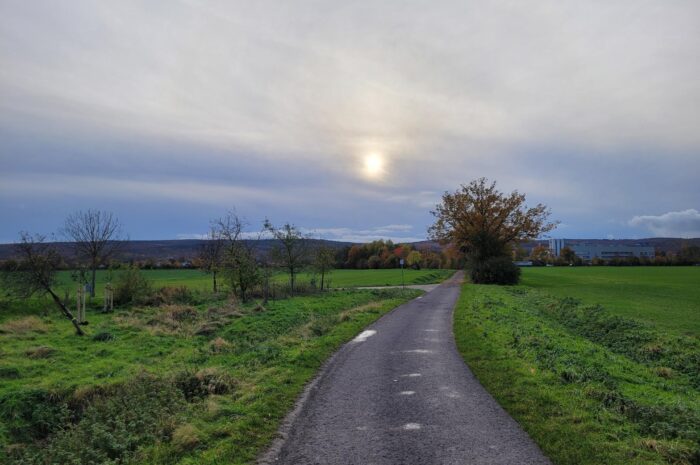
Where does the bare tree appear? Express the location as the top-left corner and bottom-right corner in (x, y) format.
(198, 227), (224, 293)
(63, 210), (124, 297)
(2, 233), (84, 335)
(313, 243), (335, 291)
(215, 212), (260, 302)
(264, 220), (310, 295)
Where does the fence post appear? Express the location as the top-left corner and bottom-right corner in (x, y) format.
(76, 285), (84, 324)
(103, 283), (114, 312)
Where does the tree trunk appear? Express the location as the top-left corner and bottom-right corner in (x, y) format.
(90, 266), (97, 298)
(213, 271), (218, 293)
(263, 273), (269, 305)
(289, 266), (295, 296)
(320, 270), (325, 291)
(48, 288), (85, 336)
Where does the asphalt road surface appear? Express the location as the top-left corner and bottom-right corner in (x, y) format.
(263, 272), (551, 465)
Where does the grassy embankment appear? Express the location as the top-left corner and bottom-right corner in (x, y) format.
(0, 272), (425, 464)
(454, 267), (700, 465)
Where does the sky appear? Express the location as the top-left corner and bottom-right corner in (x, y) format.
(1, 0), (699, 243)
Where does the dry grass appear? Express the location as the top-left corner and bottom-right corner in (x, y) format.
(208, 337), (233, 354)
(115, 305), (201, 336)
(113, 301), (248, 337)
(338, 301), (383, 322)
(252, 303), (266, 313)
(0, 316), (49, 335)
(25, 346), (55, 359)
(654, 366), (674, 379)
(171, 423), (200, 451)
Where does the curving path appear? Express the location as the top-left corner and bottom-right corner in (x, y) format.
(261, 272), (551, 465)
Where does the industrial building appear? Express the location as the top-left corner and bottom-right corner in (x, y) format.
(548, 239), (655, 261)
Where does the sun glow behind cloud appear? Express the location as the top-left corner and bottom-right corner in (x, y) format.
(363, 153), (385, 180)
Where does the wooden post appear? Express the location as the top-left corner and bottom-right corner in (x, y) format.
(82, 285), (87, 323)
(103, 283), (114, 312)
(76, 285), (83, 324)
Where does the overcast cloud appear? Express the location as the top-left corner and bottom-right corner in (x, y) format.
(1, 0), (699, 242)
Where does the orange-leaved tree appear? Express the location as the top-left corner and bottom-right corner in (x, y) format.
(429, 178), (557, 284)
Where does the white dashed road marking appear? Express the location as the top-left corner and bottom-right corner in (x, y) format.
(352, 330), (377, 342)
(402, 423), (422, 430)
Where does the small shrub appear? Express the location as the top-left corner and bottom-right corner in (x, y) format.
(469, 256), (521, 285)
(113, 265), (152, 306)
(92, 331), (114, 342)
(0, 317), (49, 335)
(25, 346), (55, 359)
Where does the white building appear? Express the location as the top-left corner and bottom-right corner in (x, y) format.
(548, 239), (654, 261)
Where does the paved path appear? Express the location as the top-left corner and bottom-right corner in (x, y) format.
(342, 284), (440, 292)
(262, 272), (551, 465)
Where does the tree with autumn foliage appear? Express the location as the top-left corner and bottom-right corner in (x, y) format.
(529, 244), (551, 265)
(429, 178), (557, 284)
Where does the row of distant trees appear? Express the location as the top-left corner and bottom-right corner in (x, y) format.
(524, 244), (700, 266)
(66, 240), (465, 272)
(337, 240), (464, 270)
(0, 210), (344, 335)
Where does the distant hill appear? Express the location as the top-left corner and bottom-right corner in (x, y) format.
(0, 239), (353, 262)
(0, 237), (697, 262)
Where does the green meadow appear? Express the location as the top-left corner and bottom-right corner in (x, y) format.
(0, 269), (439, 464)
(454, 266), (700, 465)
(521, 267), (700, 336)
(51, 268), (452, 297)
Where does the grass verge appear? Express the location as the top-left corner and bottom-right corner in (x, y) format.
(453, 284), (699, 465)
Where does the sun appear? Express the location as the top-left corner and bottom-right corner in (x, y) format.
(363, 153), (384, 179)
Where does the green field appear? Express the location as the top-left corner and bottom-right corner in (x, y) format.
(521, 267), (700, 337)
(454, 267), (700, 465)
(49, 268), (452, 297)
(0, 287), (421, 464)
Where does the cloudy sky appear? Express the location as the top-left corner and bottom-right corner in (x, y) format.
(1, 0), (699, 243)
